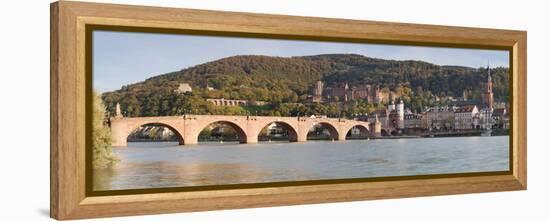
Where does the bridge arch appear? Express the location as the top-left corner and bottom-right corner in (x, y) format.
(126, 122), (185, 145)
(110, 117), (187, 146)
(257, 121), (299, 142)
(307, 122), (340, 141)
(390, 130), (400, 136)
(198, 120), (248, 143)
(345, 124), (370, 139)
(381, 129), (392, 137)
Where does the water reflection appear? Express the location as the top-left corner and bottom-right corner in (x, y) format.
(94, 136), (509, 191)
(94, 161), (272, 190)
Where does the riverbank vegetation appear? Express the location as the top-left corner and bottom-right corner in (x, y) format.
(93, 91), (118, 169)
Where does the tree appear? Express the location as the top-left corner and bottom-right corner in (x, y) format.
(93, 91), (118, 169)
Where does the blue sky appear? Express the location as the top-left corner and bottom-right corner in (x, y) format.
(93, 30), (509, 92)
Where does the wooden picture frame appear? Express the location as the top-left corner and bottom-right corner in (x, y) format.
(50, 1), (527, 220)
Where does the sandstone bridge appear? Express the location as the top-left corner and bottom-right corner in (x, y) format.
(109, 115), (380, 146)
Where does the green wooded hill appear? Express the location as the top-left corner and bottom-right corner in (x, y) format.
(101, 54), (509, 117)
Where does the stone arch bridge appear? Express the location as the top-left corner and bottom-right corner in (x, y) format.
(109, 115), (379, 146)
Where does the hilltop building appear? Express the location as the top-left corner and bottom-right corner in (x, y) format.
(207, 98), (267, 106)
(328, 82), (382, 103)
(175, 83), (193, 93)
(312, 80), (324, 103)
(330, 82), (349, 101)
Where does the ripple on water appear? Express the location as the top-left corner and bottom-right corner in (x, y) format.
(416, 157), (450, 164)
(365, 158), (390, 164)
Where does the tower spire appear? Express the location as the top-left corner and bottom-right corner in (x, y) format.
(483, 60), (494, 110)
(487, 60), (492, 82)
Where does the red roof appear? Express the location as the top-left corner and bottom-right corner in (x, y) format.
(454, 105), (477, 113)
(492, 108), (507, 117)
(371, 108), (387, 117)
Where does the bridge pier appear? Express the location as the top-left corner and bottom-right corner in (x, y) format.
(338, 133), (347, 141)
(183, 135), (198, 145)
(110, 118), (129, 147)
(246, 136), (258, 144)
(297, 133), (307, 142)
(112, 138), (127, 147)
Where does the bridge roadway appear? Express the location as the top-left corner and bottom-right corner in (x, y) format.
(109, 115), (379, 146)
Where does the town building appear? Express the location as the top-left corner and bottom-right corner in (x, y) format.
(454, 105), (479, 130)
(476, 107), (494, 130)
(492, 108), (509, 129)
(404, 111), (423, 129)
(425, 106), (456, 130)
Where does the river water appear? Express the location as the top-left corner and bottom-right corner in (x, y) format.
(93, 136), (509, 191)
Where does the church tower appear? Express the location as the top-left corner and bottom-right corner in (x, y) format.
(481, 65), (494, 110)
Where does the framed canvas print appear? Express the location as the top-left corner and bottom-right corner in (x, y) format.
(50, 1), (527, 220)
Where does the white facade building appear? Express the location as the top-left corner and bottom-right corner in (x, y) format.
(476, 108), (494, 130)
(425, 106), (456, 130)
(454, 105), (479, 130)
(396, 99), (405, 129)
